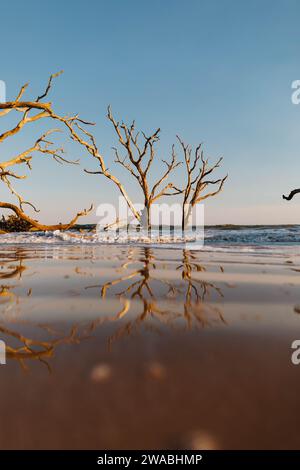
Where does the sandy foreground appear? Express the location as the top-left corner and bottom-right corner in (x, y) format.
(0, 244), (299, 449)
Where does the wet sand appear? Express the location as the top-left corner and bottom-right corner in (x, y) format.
(0, 244), (300, 449)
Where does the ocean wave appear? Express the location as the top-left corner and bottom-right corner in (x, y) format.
(0, 226), (300, 254)
(0, 229), (200, 246)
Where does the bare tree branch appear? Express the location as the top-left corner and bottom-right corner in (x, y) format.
(176, 136), (227, 230)
(104, 107), (180, 229)
(0, 202), (93, 231)
(0, 73), (92, 229)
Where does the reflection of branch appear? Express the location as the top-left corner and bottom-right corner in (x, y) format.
(177, 250), (224, 302)
(0, 249), (85, 371)
(0, 285), (16, 303)
(83, 298), (131, 337)
(86, 247), (226, 345)
(174, 250), (226, 329)
(2, 324), (81, 372)
(0, 246), (227, 370)
(0, 259), (26, 279)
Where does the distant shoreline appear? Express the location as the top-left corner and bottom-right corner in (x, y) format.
(74, 223), (300, 230)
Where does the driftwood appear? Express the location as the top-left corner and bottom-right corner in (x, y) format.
(0, 202), (93, 231)
(0, 72), (92, 230)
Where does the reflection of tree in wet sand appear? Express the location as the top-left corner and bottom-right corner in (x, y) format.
(0, 248), (29, 307)
(177, 250), (225, 329)
(0, 251), (27, 281)
(0, 249), (83, 371)
(0, 247), (227, 369)
(86, 247), (226, 345)
(2, 323), (81, 372)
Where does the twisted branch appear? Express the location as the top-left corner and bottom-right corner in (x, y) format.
(0, 202), (93, 231)
(0, 73), (92, 229)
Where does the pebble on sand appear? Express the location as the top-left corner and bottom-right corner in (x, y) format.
(147, 362), (166, 380)
(90, 364), (112, 383)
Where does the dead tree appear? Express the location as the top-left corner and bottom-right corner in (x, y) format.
(0, 72), (93, 230)
(108, 107), (181, 229)
(173, 136), (227, 231)
(83, 107), (180, 230)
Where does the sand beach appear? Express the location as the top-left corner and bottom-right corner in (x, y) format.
(0, 241), (299, 449)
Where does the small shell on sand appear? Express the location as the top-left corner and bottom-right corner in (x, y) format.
(90, 363), (112, 383)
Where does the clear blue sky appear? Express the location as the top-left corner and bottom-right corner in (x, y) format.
(2, 0), (300, 224)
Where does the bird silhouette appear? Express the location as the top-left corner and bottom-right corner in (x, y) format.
(282, 189), (300, 201)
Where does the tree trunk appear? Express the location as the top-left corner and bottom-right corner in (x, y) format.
(147, 205), (151, 233)
(182, 203), (192, 233)
(141, 205), (151, 233)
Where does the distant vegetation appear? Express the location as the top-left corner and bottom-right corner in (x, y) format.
(0, 215), (32, 232)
